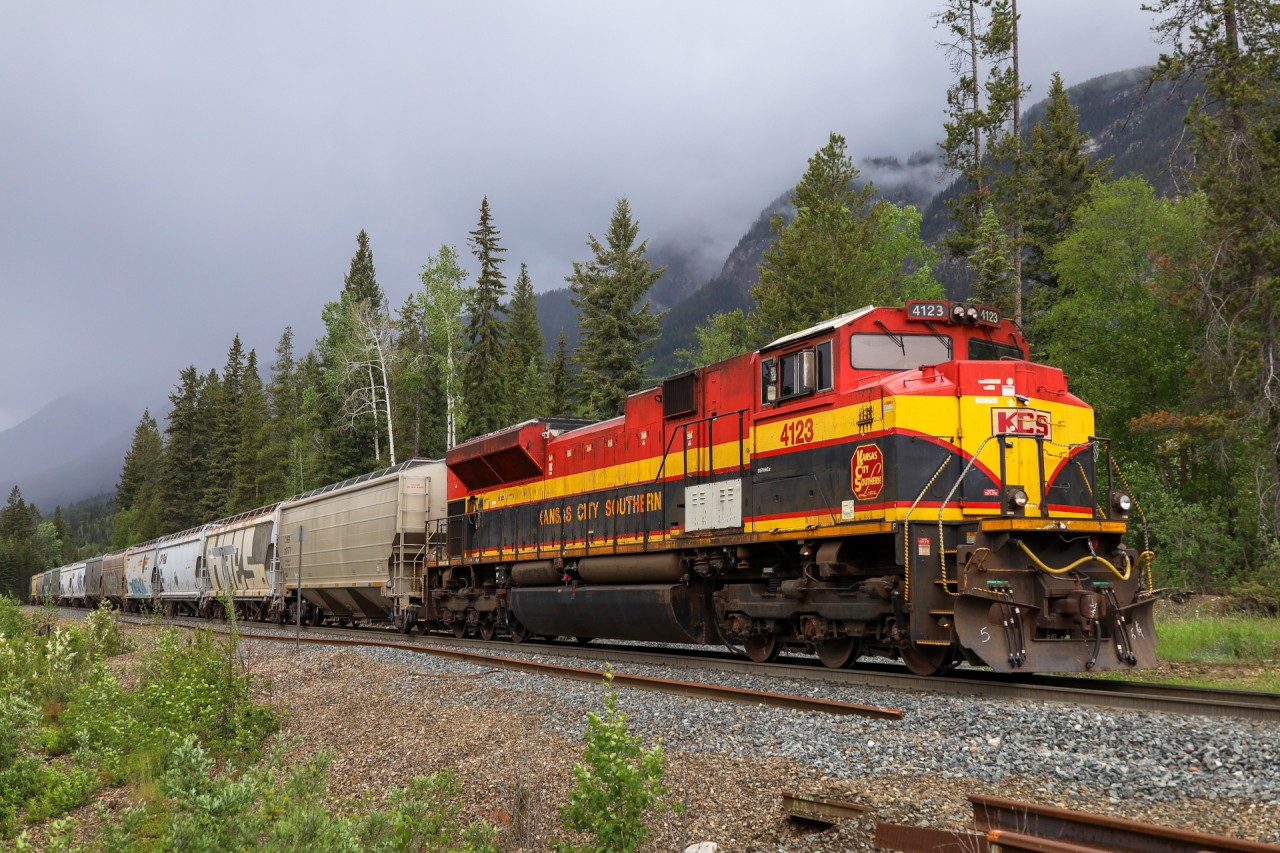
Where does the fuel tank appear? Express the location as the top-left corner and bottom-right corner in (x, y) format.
(510, 582), (711, 644)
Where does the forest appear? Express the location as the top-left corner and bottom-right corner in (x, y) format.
(1, 1), (1276, 609)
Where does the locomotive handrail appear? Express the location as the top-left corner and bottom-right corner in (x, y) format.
(995, 433), (1050, 519)
(651, 408), (750, 486)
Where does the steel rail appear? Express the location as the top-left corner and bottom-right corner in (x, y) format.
(96, 610), (1280, 722)
(970, 793), (1280, 853)
(208, 625), (904, 720)
(496, 639), (1280, 722)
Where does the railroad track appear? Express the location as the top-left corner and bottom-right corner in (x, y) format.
(876, 793), (1280, 852)
(88, 609), (1280, 723)
(457, 635), (1280, 723)
(113, 614), (902, 720)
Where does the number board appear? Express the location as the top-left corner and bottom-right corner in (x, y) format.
(905, 300), (949, 321)
(974, 305), (1001, 327)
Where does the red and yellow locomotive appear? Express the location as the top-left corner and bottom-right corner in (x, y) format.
(422, 303), (1157, 674)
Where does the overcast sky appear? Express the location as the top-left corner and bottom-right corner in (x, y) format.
(0, 2), (1161, 431)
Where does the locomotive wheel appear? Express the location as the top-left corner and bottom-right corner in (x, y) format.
(309, 606), (324, 627)
(742, 634), (780, 663)
(397, 614), (412, 634)
(816, 637), (859, 669)
(479, 620), (496, 641)
(508, 619), (528, 644)
(574, 636), (594, 646)
(900, 642), (953, 676)
(453, 622), (468, 639)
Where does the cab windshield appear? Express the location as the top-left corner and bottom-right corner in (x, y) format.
(850, 333), (952, 370)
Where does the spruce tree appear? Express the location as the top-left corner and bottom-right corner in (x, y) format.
(157, 366), (213, 533)
(568, 198), (665, 420)
(505, 263), (547, 422)
(461, 197), (510, 438)
(114, 409), (163, 546)
(202, 336), (247, 519)
(547, 331), (572, 419)
(0, 486), (35, 543)
(971, 210), (1016, 317)
(936, 0), (990, 257)
(393, 293), (430, 459)
(51, 506), (76, 563)
(344, 228), (385, 307)
(263, 327), (301, 500)
(232, 349), (271, 511)
(753, 134), (935, 337)
(1022, 72), (1111, 300)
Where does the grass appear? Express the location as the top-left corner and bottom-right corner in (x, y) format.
(1090, 611), (1280, 691)
(1156, 614), (1280, 664)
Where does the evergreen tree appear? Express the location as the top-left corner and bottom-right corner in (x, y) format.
(51, 506), (76, 563)
(393, 293), (431, 459)
(157, 366), (213, 533)
(0, 486), (36, 543)
(344, 228), (385, 307)
(1022, 72), (1111, 300)
(462, 197), (510, 439)
(971, 210), (1016, 316)
(0, 486), (38, 598)
(506, 263), (547, 422)
(936, 0), (991, 256)
(263, 327), (301, 500)
(232, 349), (272, 511)
(984, 0), (1028, 323)
(547, 331), (573, 419)
(202, 336), (247, 519)
(291, 351), (326, 494)
(753, 134), (937, 338)
(568, 198), (665, 419)
(113, 409), (163, 546)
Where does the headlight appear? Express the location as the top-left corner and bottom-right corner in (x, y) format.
(1110, 490), (1132, 517)
(1003, 486), (1029, 515)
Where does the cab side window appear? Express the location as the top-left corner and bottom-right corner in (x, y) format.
(761, 340), (833, 404)
(760, 358), (778, 404)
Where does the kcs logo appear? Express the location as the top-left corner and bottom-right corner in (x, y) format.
(991, 407), (1051, 439)
(851, 444), (885, 501)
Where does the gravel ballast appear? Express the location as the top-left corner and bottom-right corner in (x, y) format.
(221, 626), (1280, 852)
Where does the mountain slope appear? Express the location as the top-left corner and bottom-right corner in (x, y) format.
(0, 394), (138, 511)
(546, 66), (1192, 381)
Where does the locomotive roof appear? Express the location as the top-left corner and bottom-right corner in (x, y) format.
(760, 306), (875, 353)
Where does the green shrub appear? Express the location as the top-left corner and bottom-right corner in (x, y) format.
(356, 770), (498, 853)
(82, 600), (131, 660)
(135, 627), (279, 760)
(557, 669), (676, 853)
